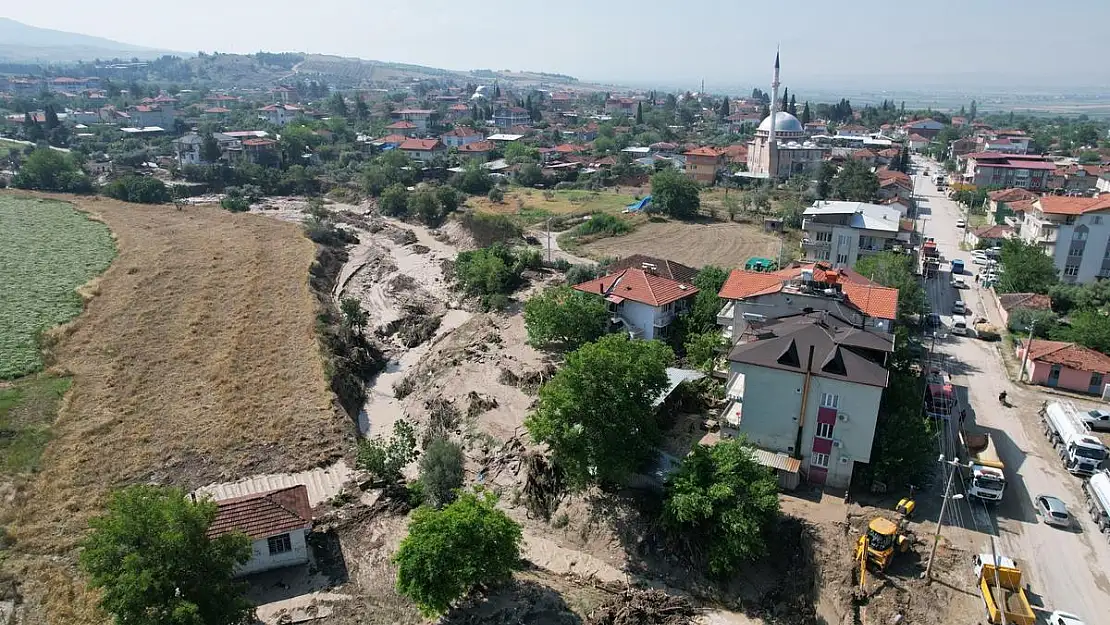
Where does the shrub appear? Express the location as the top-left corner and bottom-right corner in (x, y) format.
(487, 187), (505, 203)
(379, 183), (409, 217)
(220, 195), (250, 212)
(355, 419), (417, 483)
(419, 437), (465, 508)
(458, 212), (522, 247)
(573, 213), (630, 237)
(101, 175), (170, 204)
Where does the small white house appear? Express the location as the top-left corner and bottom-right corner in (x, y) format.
(573, 267), (699, 340)
(205, 485), (313, 576)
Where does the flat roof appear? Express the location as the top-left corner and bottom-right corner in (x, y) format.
(487, 133), (524, 141)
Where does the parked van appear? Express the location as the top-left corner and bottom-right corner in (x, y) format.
(951, 259), (965, 275)
(953, 315), (968, 335)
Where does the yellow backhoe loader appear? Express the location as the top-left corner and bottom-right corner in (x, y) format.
(855, 496), (915, 589)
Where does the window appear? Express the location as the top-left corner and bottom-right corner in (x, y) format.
(811, 452), (830, 468)
(836, 253), (849, 265)
(267, 533), (293, 555)
(820, 392), (839, 408)
(1064, 264), (1080, 277)
(816, 422), (833, 439)
(815, 231), (832, 242)
(1094, 216), (1103, 225)
(838, 234), (852, 246)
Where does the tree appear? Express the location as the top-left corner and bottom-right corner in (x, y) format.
(356, 419), (417, 483)
(379, 183), (409, 217)
(200, 133), (223, 163)
(684, 330), (726, 371)
(327, 91), (348, 116)
(868, 371), (936, 491)
(815, 161), (837, 199)
(102, 175), (170, 204)
(651, 168), (700, 219)
(780, 87), (789, 112)
(525, 334), (672, 488)
(79, 485), (253, 625)
(419, 436), (465, 508)
(968, 99), (978, 121)
(788, 94), (798, 116)
(435, 185), (460, 213)
(718, 97), (730, 118)
(854, 252), (926, 321)
(997, 239), (1057, 294)
(408, 187), (444, 226)
(354, 98), (370, 121)
(450, 160), (493, 194)
(516, 162), (545, 187)
(636, 101), (644, 125)
(1065, 309), (1110, 354)
(523, 285), (610, 349)
(800, 101), (812, 125)
(662, 439), (780, 576)
(340, 297), (368, 335)
(393, 490), (522, 616)
(831, 159), (878, 202)
(686, 266), (730, 332)
(11, 148), (92, 192)
(487, 186), (505, 203)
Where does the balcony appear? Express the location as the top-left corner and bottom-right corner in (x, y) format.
(801, 237), (831, 249)
(717, 301), (735, 327)
(654, 311), (676, 327)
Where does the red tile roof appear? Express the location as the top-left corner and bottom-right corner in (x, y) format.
(988, 188), (1038, 203)
(555, 143), (585, 153)
(398, 138), (444, 151)
(573, 268), (698, 307)
(1009, 199), (1036, 213)
(442, 127), (482, 137)
(203, 107), (231, 114)
(970, 224), (1013, 239)
(458, 140), (495, 153)
(684, 146), (723, 158)
(1037, 195), (1110, 216)
(207, 485), (312, 540)
(1025, 339), (1110, 375)
(852, 149), (878, 159)
(386, 120), (417, 129)
(242, 138), (277, 147)
(719, 263), (898, 320)
(998, 292), (1053, 312)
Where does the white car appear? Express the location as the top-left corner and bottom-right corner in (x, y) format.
(1047, 611), (1087, 625)
(956, 219), (966, 228)
(1035, 494), (1071, 528)
(972, 256), (988, 265)
(953, 300), (967, 314)
(951, 276), (966, 289)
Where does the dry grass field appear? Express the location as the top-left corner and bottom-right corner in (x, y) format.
(579, 219), (784, 269)
(467, 187), (640, 220)
(1, 193), (349, 623)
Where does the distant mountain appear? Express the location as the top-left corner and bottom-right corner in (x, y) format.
(0, 18), (186, 63)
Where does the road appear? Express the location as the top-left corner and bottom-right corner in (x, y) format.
(912, 155), (1110, 622)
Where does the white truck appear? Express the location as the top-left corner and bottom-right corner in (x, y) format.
(1083, 469), (1110, 536)
(1040, 401), (1109, 476)
(960, 429), (1006, 501)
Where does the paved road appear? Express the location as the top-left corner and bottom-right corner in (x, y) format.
(912, 155), (1110, 622)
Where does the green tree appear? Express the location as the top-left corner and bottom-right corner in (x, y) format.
(800, 101), (812, 125)
(684, 330), (726, 371)
(831, 159), (878, 202)
(651, 168), (700, 219)
(718, 97), (730, 118)
(356, 419), (417, 483)
(1064, 309), (1110, 354)
(393, 490), (522, 616)
(354, 98), (370, 121)
(815, 161), (837, 199)
(868, 371), (936, 490)
(435, 185), (460, 213)
(662, 439), (780, 576)
(854, 252), (926, 321)
(687, 266), (730, 332)
(340, 297), (368, 335)
(408, 187), (444, 226)
(79, 485), (253, 625)
(487, 186), (505, 203)
(379, 183), (409, 217)
(451, 160), (493, 194)
(200, 133), (223, 163)
(636, 101), (644, 125)
(328, 92), (348, 116)
(523, 285), (610, 349)
(997, 239), (1058, 294)
(419, 436), (466, 508)
(11, 148), (92, 192)
(516, 162), (545, 187)
(525, 334), (672, 488)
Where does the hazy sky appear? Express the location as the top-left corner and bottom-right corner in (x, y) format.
(6, 1), (1110, 90)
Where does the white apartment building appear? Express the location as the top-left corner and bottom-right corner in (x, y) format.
(1020, 195), (1110, 284)
(801, 201), (908, 268)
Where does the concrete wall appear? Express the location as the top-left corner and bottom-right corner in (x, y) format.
(237, 529), (309, 576)
(1027, 360), (1101, 394)
(621, 300), (659, 340)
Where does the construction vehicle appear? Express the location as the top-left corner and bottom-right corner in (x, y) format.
(960, 428), (1006, 501)
(973, 317), (1001, 341)
(1083, 469), (1110, 537)
(977, 559), (1036, 625)
(854, 495), (916, 588)
(1040, 401), (1109, 476)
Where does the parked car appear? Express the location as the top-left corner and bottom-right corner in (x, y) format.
(951, 276), (967, 289)
(956, 219), (966, 229)
(926, 313), (942, 328)
(1082, 409), (1110, 432)
(1034, 494), (1071, 528)
(953, 300), (967, 314)
(1047, 611), (1087, 625)
(973, 256), (989, 265)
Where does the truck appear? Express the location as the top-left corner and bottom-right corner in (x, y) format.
(1082, 469), (1110, 536)
(924, 366), (957, 420)
(921, 239), (940, 277)
(1040, 401), (1109, 476)
(977, 560), (1036, 625)
(960, 429), (1006, 501)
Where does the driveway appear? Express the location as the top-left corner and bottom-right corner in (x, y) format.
(912, 155), (1110, 621)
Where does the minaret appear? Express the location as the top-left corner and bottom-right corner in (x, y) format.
(768, 51), (781, 147)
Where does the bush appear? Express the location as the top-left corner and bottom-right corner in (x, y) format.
(101, 175), (170, 204)
(379, 183), (409, 217)
(524, 285), (610, 349)
(458, 212), (522, 247)
(450, 162), (493, 195)
(419, 437), (465, 508)
(11, 148), (93, 192)
(564, 264), (598, 284)
(220, 195), (250, 212)
(453, 244), (535, 310)
(573, 213), (631, 237)
(487, 187), (505, 203)
(355, 419), (417, 483)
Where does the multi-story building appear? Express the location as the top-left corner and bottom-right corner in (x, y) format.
(1019, 195), (1110, 283)
(960, 152), (1056, 191)
(720, 311), (893, 488)
(573, 266), (698, 340)
(398, 138), (447, 161)
(258, 104), (303, 126)
(393, 109), (435, 132)
(492, 106), (531, 128)
(440, 127), (484, 148)
(801, 201), (908, 267)
(683, 146), (724, 184)
(901, 118), (944, 139)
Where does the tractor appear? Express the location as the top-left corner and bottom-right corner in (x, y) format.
(855, 496), (916, 589)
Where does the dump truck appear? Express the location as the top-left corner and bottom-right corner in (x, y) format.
(973, 317), (1001, 341)
(977, 560), (1035, 625)
(1040, 401), (1109, 476)
(960, 429), (1006, 501)
(1083, 469), (1110, 536)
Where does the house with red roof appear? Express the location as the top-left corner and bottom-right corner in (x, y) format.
(1019, 194), (1110, 283)
(385, 120), (418, 137)
(398, 138), (446, 161)
(205, 485), (313, 576)
(259, 103), (303, 126)
(683, 146), (724, 183)
(961, 152), (1056, 191)
(457, 140), (495, 159)
(573, 267), (698, 340)
(1018, 339), (1110, 395)
(901, 118), (944, 139)
(392, 108), (435, 132)
(906, 134), (929, 151)
(964, 223), (1013, 249)
(441, 126), (484, 148)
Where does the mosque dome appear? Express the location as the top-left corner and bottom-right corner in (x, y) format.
(757, 111), (804, 134)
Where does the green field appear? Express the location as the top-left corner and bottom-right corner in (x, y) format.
(0, 138), (27, 159)
(0, 375), (72, 474)
(0, 195), (116, 379)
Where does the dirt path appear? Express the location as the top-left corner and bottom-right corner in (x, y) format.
(526, 228), (595, 266)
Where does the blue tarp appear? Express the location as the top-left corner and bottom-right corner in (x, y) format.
(625, 195), (652, 212)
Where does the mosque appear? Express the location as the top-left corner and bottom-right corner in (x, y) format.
(746, 54), (828, 179)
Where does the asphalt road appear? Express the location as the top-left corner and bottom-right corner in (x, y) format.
(912, 155), (1110, 622)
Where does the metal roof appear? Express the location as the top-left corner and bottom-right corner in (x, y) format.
(751, 448), (801, 473)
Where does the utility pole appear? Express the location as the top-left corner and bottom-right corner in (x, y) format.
(1019, 317), (1038, 382)
(925, 456), (964, 581)
(990, 536), (1007, 625)
(546, 216), (552, 264)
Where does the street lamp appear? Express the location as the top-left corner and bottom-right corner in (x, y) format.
(925, 455), (967, 581)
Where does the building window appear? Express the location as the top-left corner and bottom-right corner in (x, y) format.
(1064, 264), (1080, 277)
(1094, 216), (1103, 225)
(820, 392), (839, 408)
(1073, 225), (1088, 240)
(267, 533), (293, 555)
(816, 422), (833, 439)
(836, 253), (849, 265)
(815, 231), (832, 242)
(811, 452), (830, 468)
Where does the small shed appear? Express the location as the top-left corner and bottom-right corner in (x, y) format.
(206, 485), (314, 576)
(744, 257), (779, 272)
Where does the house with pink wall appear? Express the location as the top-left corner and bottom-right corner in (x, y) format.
(1017, 339), (1110, 395)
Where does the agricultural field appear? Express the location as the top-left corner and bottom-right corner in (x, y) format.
(467, 187), (642, 222)
(579, 219), (784, 269)
(1, 195), (348, 624)
(0, 138), (27, 159)
(0, 195), (116, 379)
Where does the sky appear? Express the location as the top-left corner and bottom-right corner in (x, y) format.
(5, 0), (1110, 91)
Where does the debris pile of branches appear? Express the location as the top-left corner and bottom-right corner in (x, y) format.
(522, 450), (565, 521)
(585, 589), (698, 625)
